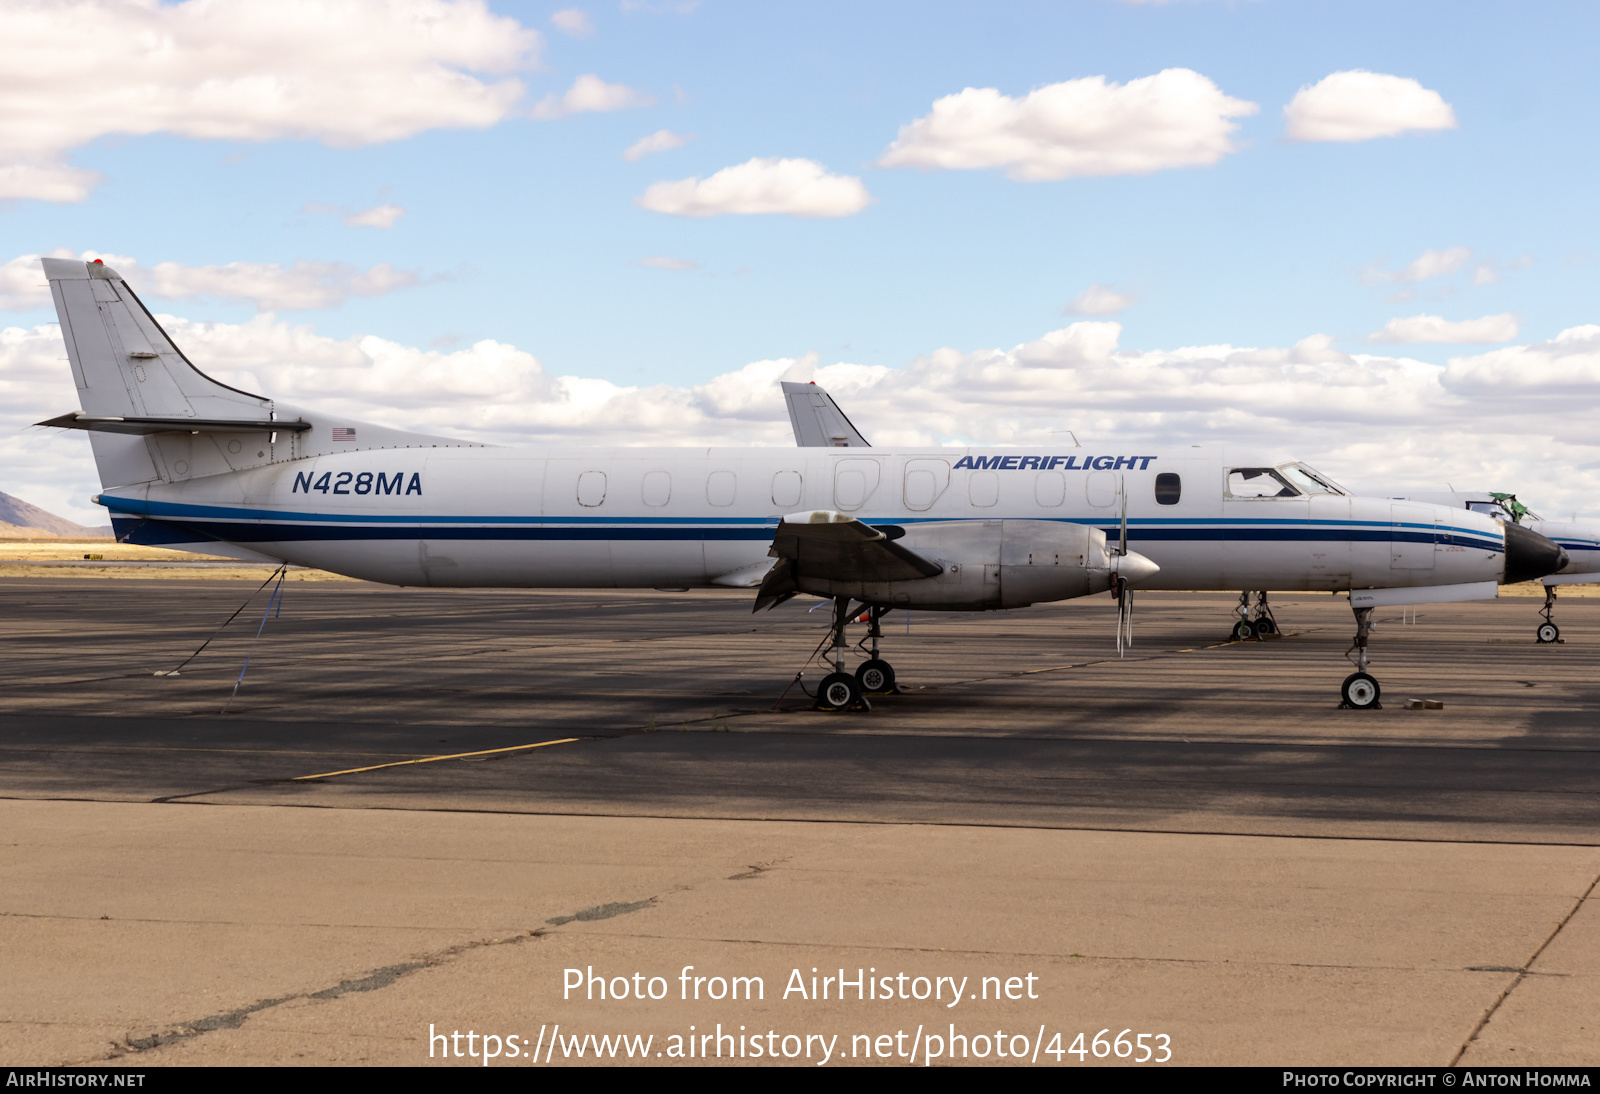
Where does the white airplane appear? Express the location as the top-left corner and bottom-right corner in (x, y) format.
(37, 258), (1567, 713)
(1370, 489), (1600, 643)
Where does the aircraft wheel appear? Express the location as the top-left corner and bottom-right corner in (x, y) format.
(1255, 616), (1277, 636)
(1232, 619), (1257, 642)
(1537, 622), (1560, 644)
(815, 672), (869, 713)
(1340, 672), (1381, 710)
(855, 658), (896, 694)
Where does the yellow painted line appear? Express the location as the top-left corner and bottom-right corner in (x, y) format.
(292, 738), (580, 781)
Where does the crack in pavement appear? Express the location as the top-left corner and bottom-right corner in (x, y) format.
(545, 898), (657, 927)
(104, 890), (667, 1059)
(1449, 865), (1600, 1065)
(106, 932), (531, 1060)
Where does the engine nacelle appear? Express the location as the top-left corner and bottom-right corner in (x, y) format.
(794, 519), (1156, 611)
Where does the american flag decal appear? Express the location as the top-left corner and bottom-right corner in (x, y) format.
(332, 427), (356, 441)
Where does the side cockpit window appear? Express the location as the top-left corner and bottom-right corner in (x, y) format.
(1155, 472), (1181, 505)
(1227, 468), (1298, 498)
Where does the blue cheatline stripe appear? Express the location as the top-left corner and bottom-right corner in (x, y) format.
(113, 517), (1499, 550)
(105, 496), (778, 526)
(101, 497), (1501, 550)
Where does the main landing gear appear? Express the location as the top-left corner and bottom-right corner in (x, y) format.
(1229, 591), (1279, 641)
(1537, 585), (1563, 644)
(1340, 605), (1382, 710)
(814, 598), (900, 712)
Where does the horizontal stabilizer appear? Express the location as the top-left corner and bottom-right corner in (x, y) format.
(754, 510), (941, 611)
(38, 412), (312, 435)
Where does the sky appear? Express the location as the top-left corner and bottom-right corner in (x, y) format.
(3, 0), (1600, 526)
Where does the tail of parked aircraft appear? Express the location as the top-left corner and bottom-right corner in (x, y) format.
(38, 257), (472, 498)
(38, 257), (285, 490)
(781, 380), (871, 447)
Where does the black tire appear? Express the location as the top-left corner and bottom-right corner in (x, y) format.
(1537, 622), (1560, 644)
(815, 672), (867, 712)
(1232, 619), (1257, 642)
(1255, 616), (1277, 635)
(856, 658), (896, 694)
(1341, 672), (1381, 710)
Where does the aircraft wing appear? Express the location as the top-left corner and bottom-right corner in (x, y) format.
(754, 510), (942, 611)
(781, 381), (871, 447)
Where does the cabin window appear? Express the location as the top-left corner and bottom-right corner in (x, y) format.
(1084, 470), (1117, 507)
(641, 470), (671, 507)
(905, 469), (937, 510)
(902, 459), (950, 511)
(1155, 472), (1181, 505)
(1227, 468), (1298, 498)
(969, 471), (998, 507)
(577, 471), (606, 507)
(1034, 471), (1065, 507)
(706, 470), (737, 507)
(772, 470), (802, 508)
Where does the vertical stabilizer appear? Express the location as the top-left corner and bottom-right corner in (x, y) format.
(42, 257), (274, 488)
(781, 380), (871, 447)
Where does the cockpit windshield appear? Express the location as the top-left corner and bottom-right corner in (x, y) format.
(1227, 468), (1298, 498)
(1277, 463), (1345, 496)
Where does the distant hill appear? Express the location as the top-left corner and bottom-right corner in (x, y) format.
(0, 491), (112, 538)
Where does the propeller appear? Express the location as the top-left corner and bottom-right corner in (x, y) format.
(1113, 479), (1133, 657)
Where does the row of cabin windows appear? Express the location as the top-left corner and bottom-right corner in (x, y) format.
(573, 468), (1186, 508)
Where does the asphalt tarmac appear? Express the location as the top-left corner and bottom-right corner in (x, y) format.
(3, 579), (1598, 1067)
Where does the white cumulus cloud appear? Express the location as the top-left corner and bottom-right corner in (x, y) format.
(1368, 313), (1520, 344)
(0, 249), (420, 312)
(0, 0), (543, 202)
(550, 8), (593, 36)
(343, 203), (406, 229)
(637, 157), (872, 218)
(1284, 71), (1457, 143)
(1063, 284), (1136, 316)
(877, 69), (1258, 181)
(623, 129), (690, 161)
(1397, 246), (1473, 283)
(531, 74), (653, 119)
(639, 256), (698, 270)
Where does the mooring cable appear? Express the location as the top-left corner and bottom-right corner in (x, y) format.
(154, 564), (287, 678)
(222, 566), (288, 713)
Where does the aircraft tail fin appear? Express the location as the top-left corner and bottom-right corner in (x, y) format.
(781, 380), (871, 447)
(41, 257), (276, 489)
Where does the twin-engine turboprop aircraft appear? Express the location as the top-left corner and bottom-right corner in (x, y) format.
(37, 258), (1567, 712)
(779, 381), (1569, 705)
(1378, 489), (1600, 644)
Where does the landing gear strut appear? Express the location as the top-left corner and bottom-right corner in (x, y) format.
(854, 605), (898, 695)
(1537, 585), (1562, 644)
(814, 597), (872, 712)
(1230, 591), (1279, 641)
(1340, 605), (1382, 709)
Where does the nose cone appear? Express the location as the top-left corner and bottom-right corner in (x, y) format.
(1115, 550), (1161, 586)
(1503, 522), (1569, 584)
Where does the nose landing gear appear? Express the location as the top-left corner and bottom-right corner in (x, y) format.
(1340, 605), (1382, 709)
(1537, 585), (1563, 644)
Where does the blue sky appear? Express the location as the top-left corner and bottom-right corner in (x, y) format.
(4, 0), (1600, 524)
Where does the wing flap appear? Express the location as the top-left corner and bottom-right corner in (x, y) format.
(753, 510), (941, 611)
